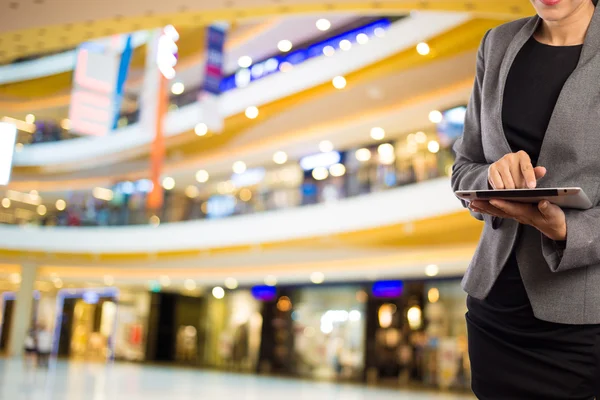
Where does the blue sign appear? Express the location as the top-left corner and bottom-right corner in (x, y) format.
(112, 34), (133, 130)
(220, 19), (391, 92)
(251, 285), (277, 301)
(372, 280), (404, 298)
(203, 25), (227, 95)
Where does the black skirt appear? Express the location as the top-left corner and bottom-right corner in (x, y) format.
(467, 252), (600, 400)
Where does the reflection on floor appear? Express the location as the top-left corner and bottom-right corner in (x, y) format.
(0, 360), (475, 400)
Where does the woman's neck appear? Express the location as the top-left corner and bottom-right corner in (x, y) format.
(535, 2), (595, 46)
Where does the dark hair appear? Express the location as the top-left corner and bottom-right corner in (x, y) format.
(595, 0), (599, 6)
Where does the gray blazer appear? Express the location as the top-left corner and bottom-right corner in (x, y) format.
(452, 6), (600, 325)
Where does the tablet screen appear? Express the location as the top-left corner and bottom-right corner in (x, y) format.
(475, 189), (560, 199)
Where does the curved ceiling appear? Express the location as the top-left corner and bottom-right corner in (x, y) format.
(9, 16), (497, 191)
(0, 0), (534, 64)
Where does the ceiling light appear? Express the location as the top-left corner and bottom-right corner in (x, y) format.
(61, 118), (71, 130)
(319, 140), (334, 153)
(355, 148), (372, 162)
(279, 62), (293, 72)
(185, 185), (199, 198)
(196, 170), (209, 183)
(212, 286), (225, 299)
(93, 187), (114, 201)
(104, 275), (115, 286)
(54, 279), (63, 289)
(194, 123), (208, 136)
(374, 27), (386, 38)
(329, 163), (346, 177)
(425, 264), (439, 277)
(1, 198), (10, 208)
(159, 275), (171, 287)
(416, 42), (431, 56)
(407, 306), (423, 330)
(356, 33), (369, 44)
(273, 151), (288, 165)
(171, 82), (184, 95)
(339, 39), (352, 51)
(25, 114), (35, 124)
(238, 55), (252, 68)
(316, 18), (331, 31)
(415, 131), (427, 143)
(239, 188), (252, 202)
(378, 143), (396, 165)
(277, 39), (293, 52)
(429, 110), (443, 124)
(184, 279), (197, 291)
(264, 275), (277, 287)
(332, 76), (346, 89)
(370, 127), (385, 140)
(55, 199), (66, 211)
(9, 273), (21, 284)
(162, 177), (175, 190)
(310, 272), (325, 284)
(245, 106), (259, 119)
(322, 46), (335, 57)
(30, 190), (38, 196)
(428, 140), (440, 154)
(225, 278), (239, 290)
(312, 167), (329, 181)
(428, 288), (440, 303)
(149, 215), (160, 227)
(37, 205), (47, 216)
(407, 133), (417, 145)
(233, 161), (247, 174)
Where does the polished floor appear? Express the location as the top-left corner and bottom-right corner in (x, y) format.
(0, 359), (475, 400)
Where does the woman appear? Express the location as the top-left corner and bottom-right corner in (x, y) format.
(452, 0), (600, 398)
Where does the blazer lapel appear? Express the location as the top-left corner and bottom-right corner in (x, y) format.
(537, 4), (600, 177)
(494, 16), (541, 156)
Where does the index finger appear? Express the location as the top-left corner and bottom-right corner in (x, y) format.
(517, 152), (536, 188)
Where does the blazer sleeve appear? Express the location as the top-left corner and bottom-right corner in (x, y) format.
(541, 207), (600, 272)
(451, 30), (492, 222)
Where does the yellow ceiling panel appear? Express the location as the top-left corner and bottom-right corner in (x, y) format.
(0, 1), (533, 64)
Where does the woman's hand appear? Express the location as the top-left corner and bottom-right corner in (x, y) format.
(470, 199), (567, 241)
(488, 151), (547, 189)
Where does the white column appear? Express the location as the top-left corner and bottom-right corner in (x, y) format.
(8, 263), (37, 357)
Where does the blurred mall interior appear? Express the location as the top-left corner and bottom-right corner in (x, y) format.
(0, 1), (534, 398)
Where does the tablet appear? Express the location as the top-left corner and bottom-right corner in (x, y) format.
(455, 187), (593, 210)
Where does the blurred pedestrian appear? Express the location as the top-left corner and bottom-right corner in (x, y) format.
(36, 325), (52, 368)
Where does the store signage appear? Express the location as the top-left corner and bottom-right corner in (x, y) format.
(300, 151), (341, 171)
(251, 285), (277, 301)
(0, 122), (17, 186)
(372, 280), (404, 298)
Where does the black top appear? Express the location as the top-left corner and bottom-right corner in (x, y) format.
(503, 37), (583, 166)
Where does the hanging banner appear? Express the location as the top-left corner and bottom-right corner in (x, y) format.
(69, 36), (133, 136)
(112, 34), (134, 129)
(198, 23), (227, 133)
(143, 26), (179, 210)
